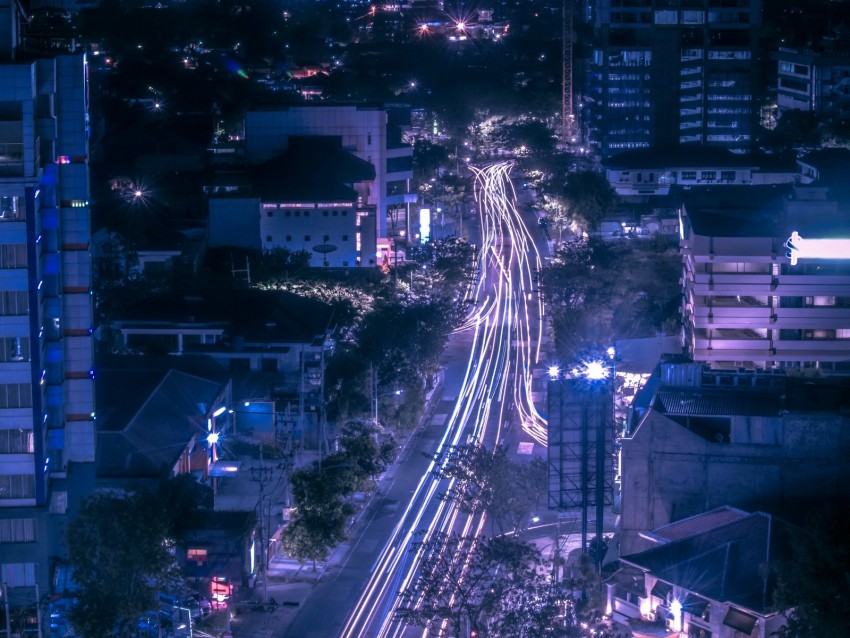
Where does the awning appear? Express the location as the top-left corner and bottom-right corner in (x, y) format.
(682, 594), (709, 616)
(723, 607), (757, 634)
(651, 580), (672, 599)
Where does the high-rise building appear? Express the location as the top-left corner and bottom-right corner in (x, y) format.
(0, 0), (95, 605)
(583, 0), (762, 158)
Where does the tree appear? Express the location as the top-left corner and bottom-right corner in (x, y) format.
(434, 444), (538, 534)
(278, 505), (352, 570)
(562, 171), (618, 232)
(66, 492), (179, 638)
(396, 533), (542, 636)
(773, 505), (850, 637)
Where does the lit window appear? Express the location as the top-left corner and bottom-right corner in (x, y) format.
(187, 548), (208, 565)
(57, 156), (70, 164)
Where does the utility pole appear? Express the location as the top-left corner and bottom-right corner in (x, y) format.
(562, 0), (575, 144)
(3, 583), (11, 638)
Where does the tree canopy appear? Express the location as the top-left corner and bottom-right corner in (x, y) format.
(773, 505), (850, 637)
(66, 491), (180, 638)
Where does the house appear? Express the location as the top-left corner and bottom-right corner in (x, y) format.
(608, 507), (793, 638)
(95, 355), (232, 489)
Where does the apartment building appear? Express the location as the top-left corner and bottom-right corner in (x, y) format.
(583, 0), (761, 158)
(0, 0), (95, 603)
(244, 104), (414, 253)
(679, 184), (850, 371)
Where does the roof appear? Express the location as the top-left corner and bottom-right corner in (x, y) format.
(602, 146), (773, 170)
(622, 511), (795, 614)
(96, 356), (230, 478)
(679, 185), (791, 238)
(115, 289), (336, 346)
(653, 389), (783, 417)
(643, 506), (751, 544)
(252, 136), (375, 202)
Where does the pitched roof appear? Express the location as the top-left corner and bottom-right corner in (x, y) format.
(622, 511), (794, 614)
(643, 506), (751, 544)
(96, 359), (229, 478)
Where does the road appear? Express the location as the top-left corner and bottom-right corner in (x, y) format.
(281, 161), (549, 638)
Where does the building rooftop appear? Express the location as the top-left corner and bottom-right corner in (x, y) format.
(602, 146), (795, 171)
(622, 511), (794, 614)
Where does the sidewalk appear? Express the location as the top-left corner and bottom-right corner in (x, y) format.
(227, 376), (446, 638)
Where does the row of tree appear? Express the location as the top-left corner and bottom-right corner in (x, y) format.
(395, 445), (613, 637)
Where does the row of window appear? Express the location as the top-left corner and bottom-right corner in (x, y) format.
(0, 518), (36, 543)
(0, 383), (33, 408)
(0, 244), (27, 269)
(0, 291), (28, 316)
(0, 473), (35, 499)
(266, 209), (350, 218)
(0, 562), (36, 586)
(267, 234), (350, 243)
(0, 429), (33, 454)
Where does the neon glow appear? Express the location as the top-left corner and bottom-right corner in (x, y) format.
(785, 231), (850, 266)
(213, 406), (226, 417)
(582, 361), (609, 380)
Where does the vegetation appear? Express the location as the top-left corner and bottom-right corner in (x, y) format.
(432, 444), (547, 535)
(279, 421), (397, 567)
(537, 236), (681, 361)
(66, 490), (182, 638)
(397, 533), (615, 638)
(773, 505), (850, 637)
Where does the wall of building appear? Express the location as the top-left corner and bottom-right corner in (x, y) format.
(620, 409), (850, 555)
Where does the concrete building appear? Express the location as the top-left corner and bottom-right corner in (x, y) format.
(244, 104), (415, 256)
(583, 0), (762, 158)
(0, 0), (95, 606)
(680, 184), (850, 371)
(619, 362), (850, 556)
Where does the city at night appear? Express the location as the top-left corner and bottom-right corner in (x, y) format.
(2, 0), (850, 637)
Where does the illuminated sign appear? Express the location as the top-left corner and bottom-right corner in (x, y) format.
(420, 208), (431, 244)
(317, 202), (354, 208)
(785, 231), (850, 266)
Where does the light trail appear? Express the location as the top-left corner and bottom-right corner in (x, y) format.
(339, 162), (549, 638)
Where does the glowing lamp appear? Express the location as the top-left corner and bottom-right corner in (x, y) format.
(669, 599), (682, 632)
(207, 431), (220, 445)
(213, 406), (227, 417)
(582, 361), (608, 380)
(547, 365), (561, 379)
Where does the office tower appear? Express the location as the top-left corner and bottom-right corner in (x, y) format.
(0, 0), (95, 603)
(583, 0), (762, 158)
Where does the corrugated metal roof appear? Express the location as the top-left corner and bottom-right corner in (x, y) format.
(654, 390), (782, 417)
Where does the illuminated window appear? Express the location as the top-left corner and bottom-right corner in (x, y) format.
(187, 548), (208, 565)
(57, 156), (70, 164)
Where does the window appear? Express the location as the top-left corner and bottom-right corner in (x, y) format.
(323, 210), (329, 216)
(0, 337), (28, 362)
(304, 235), (311, 242)
(0, 245), (27, 269)
(187, 549), (207, 565)
(0, 429), (33, 454)
(682, 171), (697, 180)
(0, 292), (28, 316)
(0, 518), (36, 543)
(721, 171), (735, 181)
(294, 211), (300, 217)
(332, 210), (338, 216)
(342, 235), (349, 241)
(700, 171), (716, 181)
(266, 235), (272, 242)
(304, 211), (310, 217)
(0, 474), (36, 499)
(285, 211), (291, 217)
(0, 562), (36, 586)
(266, 211), (274, 217)
(0, 384), (33, 408)
(285, 235), (292, 242)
